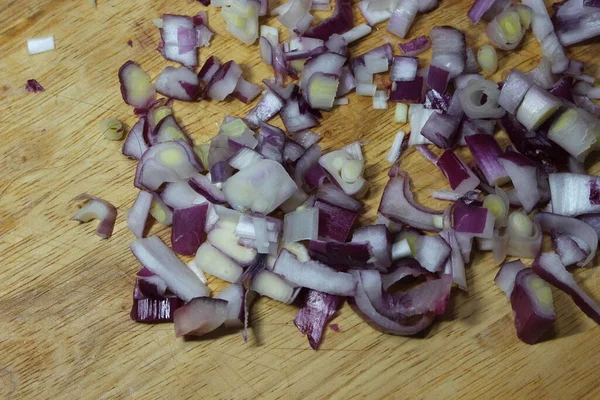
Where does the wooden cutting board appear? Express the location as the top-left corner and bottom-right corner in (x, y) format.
(1, 0), (600, 398)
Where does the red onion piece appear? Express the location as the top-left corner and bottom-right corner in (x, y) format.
(507, 217), (542, 258)
(121, 119), (150, 160)
(198, 56), (222, 84)
(25, 79), (44, 92)
(495, 260), (526, 297)
(549, 77), (574, 102)
(301, 52), (346, 98)
(378, 172), (444, 231)
(532, 252), (600, 325)
(273, 250), (356, 296)
(510, 268), (556, 344)
(436, 150), (480, 194)
(223, 159), (298, 214)
(284, 139), (306, 162)
(150, 115), (193, 146)
(204, 61), (243, 101)
(444, 229), (467, 290)
(498, 69), (533, 114)
(127, 191), (153, 239)
(231, 77), (262, 104)
(420, 112), (460, 149)
(551, 229), (589, 267)
(555, 0), (600, 46)
(574, 95), (600, 118)
(130, 279), (183, 323)
(159, 14), (199, 67)
(306, 72), (340, 110)
(427, 66), (450, 94)
(358, 1), (392, 26)
(430, 26), (466, 79)
(534, 212), (597, 267)
(304, 0), (353, 40)
(399, 35), (430, 56)
(315, 199), (358, 242)
(549, 173), (600, 217)
(498, 151), (540, 213)
(316, 184), (363, 211)
(309, 241), (372, 269)
(155, 66), (200, 101)
(389, 76), (424, 103)
(131, 236), (210, 302)
(135, 140), (203, 191)
(459, 79), (505, 119)
(413, 234), (451, 273)
(71, 194), (117, 239)
(171, 203), (208, 256)
(381, 260), (428, 291)
(118, 61), (156, 110)
(294, 290), (342, 350)
(280, 95), (319, 133)
(245, 90), (285, 129)
(468, 0), (505, 23)
(352, 225), (392, 271)
(295, 143), (321, 189)
(188, 174), (227, 204)
(174, 297), (229, 337)
(465, 134), (508, 186)
(390, 56), (418, 82)
(452, 201), (494, 239)
(195, 242), (243, 282)
(387, 0), (419, 39)
(214, 283), (245, 328)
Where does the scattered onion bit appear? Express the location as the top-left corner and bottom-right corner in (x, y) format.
(477, 44), (498, 74)
(100, 118), (124, 141)
(25, 79), (44, 93)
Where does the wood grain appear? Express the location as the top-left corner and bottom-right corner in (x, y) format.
(1, 0), (600, 399)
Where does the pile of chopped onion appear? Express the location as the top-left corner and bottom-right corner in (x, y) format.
(69, 0), (600, 350)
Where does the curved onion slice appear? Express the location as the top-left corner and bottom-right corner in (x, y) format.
(534, 212), (597, 267)
(315, 199), (358, 242)
(486, 7), (527, 50)
(549, 173), (600, 217)
(495, 259), (526, 297)
(551, 229), (589, 267)
(399, 35), (431, 56)
(71, 194), (117, 239)
(214, 283), (245, 328)
(122, 118), (150, 160)
(465, 134), (509, 186)
(174, 297), (228, 337)
(532, 252), (600, 325)
(387, 0), (419, 39)
(304, 0), (353, 40)
(127, 191), (153, 239)
(149, 194), (173, 226)
(436, 150), (480, 193)
(381, 260), (428, 291)
(510, 268), (556, 344)
(150, 115), (192, 145)
(379, 172), (444, 231)
(319, 150), (367, 198)
(222, 159), (297, 214)
(188, 174), (227, 204)
(459, 79), (505, 119)
(507, 213), (542, 258)
(118, 61), (156, 110)
(155, 66), (200, 101)
(195, 242), (244, 282)
(204, 61), (243, 101)
(252, 270), (300, 303)
(273, 250), (356, 296)
(135, 140), (203, 191)
(498, 152), (540, 214)
(352, 225), (392, 271)
(294, 289), (342, 349)
(171, 204), (208, 256)
(131, 236), (210, 301)
(430, 26), (466, 79)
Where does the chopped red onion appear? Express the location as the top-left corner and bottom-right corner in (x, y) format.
(71, 194), (117, 239)
(510, 268), (556, 344)
(308, 241), (372, 269)
(535, 212), (597, 267)
(430, 26), (466, 79)
(516, 85), (561, 131)
(304, 0), (353, 40)
(280, 96), (319, 133)
(498, 69), (533, 114)
(495, 260), (526, 297)
(214, 283), (245, 328)
(223, 159), (297, 214)
(341, 23), (372, 43)
(507, 214), (542, 258)
(25, 79), (44, 92)
(273, 250), (356, 296)
(468, 0), (505, 23)
(171, 203), (208, 256)
(399, 35), (430, 56)
(541, 33), (569, 74)
(387, 0), (419, 39)
(390, 56), (418, 82)
(278, 0), (313, 35)
(548, 173), (600, 217)
(452, 201), (494, 239)
(319, 150), (367, 197)
(526, 58), (556, 90)
(315, 199), (358, 242)
(174, 297), (228, 337)
(378, 172), (444, 231)
(436, 150), (480, 194)
(284, 207), (319, 243)
(227, 148), (264, 170)
(497, 152), (540, 213)
(381, 260), (428, 290)
(389, 76), (424, 103)
(208, 219), (258, 265)
(316, 184), (363, 211)
(198, 56), (222, 84)
(554, 0), (600, 46)
(118, 61), (156, 110)
(427, 66), (450, 94)
(251, 270), (299, 303)
(352, 225), (392, 271)
(386, 130), (407, 164)
(127, 191), (153, 239)
(135, 140), (202, 191)
(159, 14), (199, 67)
(231, 77), (262, 103)
(551, 229), (589, 267)
(420, 112), (460, 149)
(307, 73), (340, 110)
(358, 1), (392, 25)
(27, 35), (55, 55)
(444, 229), (468, 290)
(131, 236), (210, 301)
(188, 174), (227, 205)
(148, 115), (192, 146)
(257, 123), (286, 163)
(130, 279), (183, 323)
(283, 139), (306, 162)
(204, 61), (243, 101)
(245, 90), (285, 129)
(459, 79), (505, 119)
(548, 108), (598, 161)
(465, 134), (508, 186)
(532, 252), (600, 325)
(195, 242), (243, 282)
(294, 290), (342, 349)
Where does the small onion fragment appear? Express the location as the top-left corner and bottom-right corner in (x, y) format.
(118, 61), (156, 110)
(155, 66), (200, 101)
(495, 259), (526, 297)
(294, 290), (342, 350)
(173, 297), (228, 337)
(71, 194), (117, 239)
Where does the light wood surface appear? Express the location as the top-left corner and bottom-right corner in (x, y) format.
(1, 0), (600, 398)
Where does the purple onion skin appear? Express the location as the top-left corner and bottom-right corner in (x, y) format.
(315, 199), (358, 242)
(294, 290), (342, 350)
(510, 269), (556, 345)
(171, 204), (208, 256)
(131, 279), (183, 323)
